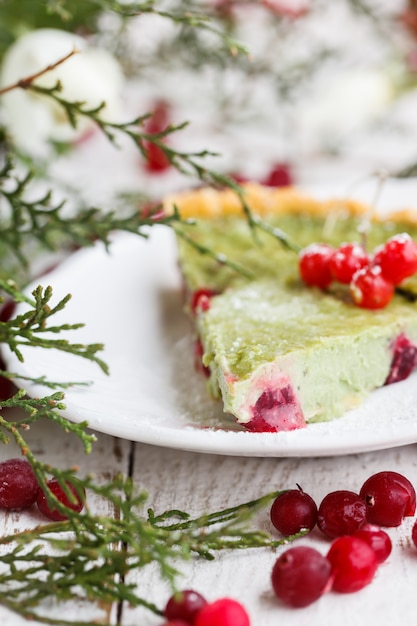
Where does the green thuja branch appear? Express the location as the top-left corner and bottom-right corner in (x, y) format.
(173, 224), (254, 279)
(20, 77), (226, 182)
(0, 279), (107, 372)
(238, 197), (301, 253)
(0, 1), (248, 62)
(0, 200), (297, 624)
(0, 46), (233, 186)
(0, 413), (292, 625)
(0, 152), (266, 279)
(173, 190), (301, 269)
(0, 155), (183, 271)
(0, 391), (95, 451)
(0, 42), (301, 270)
(87, 0), (248, 57)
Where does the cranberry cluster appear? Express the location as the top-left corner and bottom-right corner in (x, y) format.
(299, 233), (417, 309)
(162, 591), (250, 626)
(270, 471), (417, 608)
(0, 457), (85, 521)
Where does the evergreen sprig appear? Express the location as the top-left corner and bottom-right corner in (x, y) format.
(0, 408), (290, 624)
(0, 154), (184, 272)
(0, 486), (286, 625)
(0, 279), (107, 372)
(1, 67), (301, 277)
(19, 77), (227, 183)
(86, 0), (248, 58)
(1, 2), (410, 623)
(0, 35), (295, 622)
(0, 391), (95, 451)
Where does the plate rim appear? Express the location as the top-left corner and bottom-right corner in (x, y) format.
(4, 209), (417, 458)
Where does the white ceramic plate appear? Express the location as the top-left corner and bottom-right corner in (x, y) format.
(4, 181), (417, 457)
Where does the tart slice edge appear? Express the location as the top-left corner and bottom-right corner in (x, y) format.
(164, 184), (417, 433)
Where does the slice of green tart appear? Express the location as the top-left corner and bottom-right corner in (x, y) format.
(164, 183), (417, 432)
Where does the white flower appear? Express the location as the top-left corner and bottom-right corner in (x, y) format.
(0, 28), (124, 155)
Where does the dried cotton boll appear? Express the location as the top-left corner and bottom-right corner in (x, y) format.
(0, 28), (124, 156)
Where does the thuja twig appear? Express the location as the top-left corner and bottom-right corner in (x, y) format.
(92, 0), (248, 57)
(0, 334), (298, 625)
(237, 194), (301, 253)
(0, 279), (107, 373)
(18, 77), (224, 182)
(0, 280), (108, 373)
(1, 50), (300, 265)
(0, 52), (227, 187)
(0, 391), (95, 452)
(0, 369), (90, 390)
(0, 488), (290, 624)
(0, 156), (184, 270)
(0, 413), (292, 624)
(173, 187), (301, 274)
(0, 49), (79, 96)
(173, 223), (254, 279)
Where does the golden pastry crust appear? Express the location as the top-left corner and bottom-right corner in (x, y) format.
(163, 182), (417, 225)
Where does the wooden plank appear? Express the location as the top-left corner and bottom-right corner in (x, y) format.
(123, 441), (417, 625)
(0, 417), (132, 625)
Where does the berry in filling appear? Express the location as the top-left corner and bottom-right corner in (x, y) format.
(246, 384), (306, 433)
(385, 333), (417, 385)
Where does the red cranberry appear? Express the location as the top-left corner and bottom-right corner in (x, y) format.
(262, 0), (309, 18)
(350, 265), (394, 309)
(270, 486), (317, 536)
(190, 288), (217, 316)
(327, 535), (378, 593)
(37, 479), (85, 521)
(0, 354), (17, 400)
(139, 201), (165, 222)
(385, 333), (417, 385)
(143, 100), (171, 174)
(372, 233), (417, 285)
(317, 490), (367, 538)
(329, 242), (369, 284)
(0, 458), (39, 509)
(0, 299), (16, 322)
(299, 243), (334, 289)
(271, 546), (332, 608)
(411, 519), (417, 549)
(194, 598), (250, 626)
(262, 162), (293, 188)
(247, 385), (306, 432)
(359, 471), (416, 527)
(402, 7), (417, 39)
(165, 589), (207, 622)
(353, 524), (392, 564)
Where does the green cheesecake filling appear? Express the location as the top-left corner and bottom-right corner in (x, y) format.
(199, 281), (417, 424)
(174, 198), (417, 432)
(177, 212), (417, 292)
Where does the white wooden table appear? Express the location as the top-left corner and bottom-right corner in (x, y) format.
(1, 415), (417, 626)
(2, 6), (417, 621)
